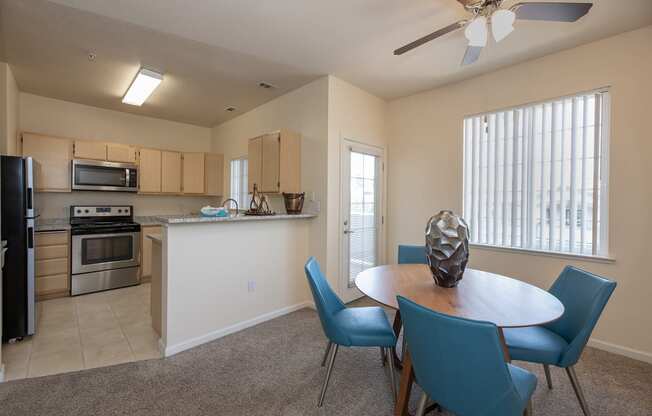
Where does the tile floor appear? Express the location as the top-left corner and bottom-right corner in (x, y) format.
(2, 283), (160, 381)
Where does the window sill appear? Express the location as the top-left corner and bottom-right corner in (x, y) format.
(469, 243), (615, 264)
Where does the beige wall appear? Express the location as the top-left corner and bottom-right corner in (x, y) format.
(211, 76), (389, 294)
(211, 77), (330, 280)
(5, 66), (19, 156)
(0, 62), (19, 156)
(387, 25), (652, 361)
(19, 93), (218, 218)
(326, 76), (388, 296)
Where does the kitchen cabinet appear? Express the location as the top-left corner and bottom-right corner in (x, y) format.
(107, 143), (137, 163)
(138, 148), (162, 193)
(204, 153), (224, 196)
(248, 136), (263, 193)
(162, 151), (182, 194)
(140, 225), (161, 282)
(21, 132), (73, 192)
(35, 230), (70, 300)
(73, 140), (107, 160)
(248, 129), (301, 194)
(182, 152), (205, 194)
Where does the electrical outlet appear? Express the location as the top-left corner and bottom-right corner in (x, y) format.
(247, 280), (256, 292)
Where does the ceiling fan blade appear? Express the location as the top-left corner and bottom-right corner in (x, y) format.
(461, 45), (483, 66)
(394, 21), (466, 55)
(511, 2), (593, 22)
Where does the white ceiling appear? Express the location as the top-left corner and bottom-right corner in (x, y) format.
(2, 0), (651, 126)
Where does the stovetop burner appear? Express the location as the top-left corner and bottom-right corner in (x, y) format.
(69, 205), (138, 232)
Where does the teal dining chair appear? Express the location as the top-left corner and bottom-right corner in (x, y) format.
(398, 244), (427, 264)
(398, 295), (536, 416)
(503, 266), (616, 416)
(304, 257), (398, 407)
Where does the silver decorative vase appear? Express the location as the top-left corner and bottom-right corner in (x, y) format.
(425, 210), (470, 288)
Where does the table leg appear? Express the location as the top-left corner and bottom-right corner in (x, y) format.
(498, 327), (511, 363)
(395, 348), (415, 416)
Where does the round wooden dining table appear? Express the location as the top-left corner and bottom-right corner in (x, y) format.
(355, 264), (564, 416)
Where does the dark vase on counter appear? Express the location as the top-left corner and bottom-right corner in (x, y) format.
(283, 192), (305, 214)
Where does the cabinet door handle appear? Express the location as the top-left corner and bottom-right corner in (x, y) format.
(343, 229), (356, 234)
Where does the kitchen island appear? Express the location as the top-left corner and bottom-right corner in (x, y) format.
(150, 213), (316, 356)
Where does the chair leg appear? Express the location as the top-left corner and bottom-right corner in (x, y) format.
(321, 341), (332, 367)
(566, 366), (591, 416)
(318, 344), (339, 407)
(524, 399), (533, 416)
(386, 347), (398, 401)
(543, 364), (553, 389)
(415, 391), (428, 416)
(380, 346), (387, 367)
(400, 329), (407, 361)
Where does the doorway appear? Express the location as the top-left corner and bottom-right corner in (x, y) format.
(340, 140), (384, 303)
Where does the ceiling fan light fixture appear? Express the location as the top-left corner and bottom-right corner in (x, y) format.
(491, 9), (516, 42)
(464, 16), (488, 47)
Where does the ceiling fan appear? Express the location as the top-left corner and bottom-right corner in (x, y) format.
(394, 1), (593, 65)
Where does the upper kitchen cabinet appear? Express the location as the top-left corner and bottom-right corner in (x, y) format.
(138, 148), (162, 193)
(204, 153), (224, 196)
(73, 140), (107, 160)
(248, 129), (301, 193)
(182, 152), (205, 194)
(107, 143), (137, 163)
(21, 132), (73, 192)
(161, 151), (182, 194)
(74, 140), (137, 163)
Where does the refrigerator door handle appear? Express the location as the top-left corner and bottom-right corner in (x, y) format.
(26, 220), (36, 335)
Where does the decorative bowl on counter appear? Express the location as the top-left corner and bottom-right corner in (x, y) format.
(200, 206), (229, 217)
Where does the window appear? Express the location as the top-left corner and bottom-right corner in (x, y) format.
(463, 90), (610, 257)
(230, 157), (249, 210)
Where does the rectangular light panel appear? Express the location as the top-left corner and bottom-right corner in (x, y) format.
(122, 68), (163, 106)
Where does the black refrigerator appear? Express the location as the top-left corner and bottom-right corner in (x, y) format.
(1, 155), (37, 342)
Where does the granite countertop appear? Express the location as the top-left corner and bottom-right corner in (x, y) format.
(146, 233), (162, 243)
(135, 216), (165, 226)
(34, 213), (310, 230)
(35, 218), (71, 232)
(155, 212), (317, 224)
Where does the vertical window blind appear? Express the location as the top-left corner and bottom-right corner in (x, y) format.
(230, 157), (249, 209)
(463, 90), (610, 257)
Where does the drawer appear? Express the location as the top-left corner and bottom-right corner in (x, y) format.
(36, 258), (69, 277)
(36, 274), (69, 295)
(36, 245), (68, 260)
(35, 231), (69, 247)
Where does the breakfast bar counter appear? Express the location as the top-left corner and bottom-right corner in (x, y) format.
(153, 212), (317, 357)
(153, 212), (316, 224)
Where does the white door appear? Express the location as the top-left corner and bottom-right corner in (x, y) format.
(341, 140), (383, 303)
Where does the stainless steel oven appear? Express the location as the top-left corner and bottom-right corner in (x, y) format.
(72, 159), (138, 192)
(70, 205), (141, 296)
(72, 230), (140, 275)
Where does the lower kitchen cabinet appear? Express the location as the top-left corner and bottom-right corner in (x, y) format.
(35, 230), (70, 300)
(140, 225), (162, 282)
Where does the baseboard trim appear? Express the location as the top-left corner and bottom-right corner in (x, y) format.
(588, 338), (652, 364)
(163, 301), (313, 357)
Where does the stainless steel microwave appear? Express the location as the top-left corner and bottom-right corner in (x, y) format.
(72, 159), (138, 192)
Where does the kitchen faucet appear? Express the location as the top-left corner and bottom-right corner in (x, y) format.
(222, 198), (239, 215)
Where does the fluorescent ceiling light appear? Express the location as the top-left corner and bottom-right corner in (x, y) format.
(491, 9), (515, 42)
(122, 68), (163, 106)
(464, 16), (488, 47)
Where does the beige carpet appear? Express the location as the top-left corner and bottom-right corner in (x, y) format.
(0, 307), (650, 416)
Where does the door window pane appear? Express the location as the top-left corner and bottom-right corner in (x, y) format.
(348, 151), (378, 287)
